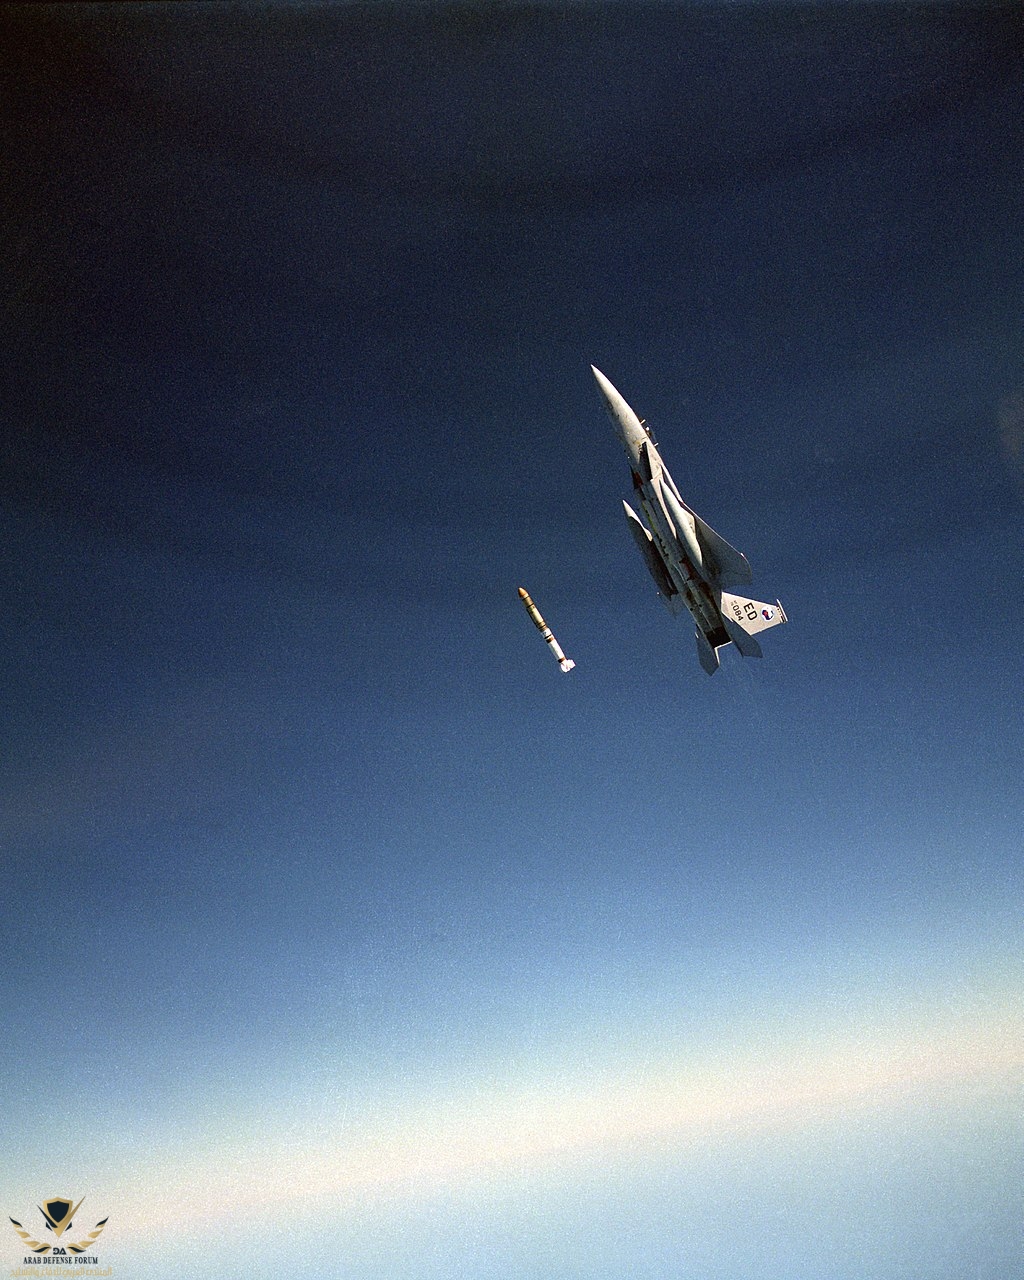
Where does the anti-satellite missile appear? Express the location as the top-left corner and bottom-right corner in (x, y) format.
(518, 587), (575, 672)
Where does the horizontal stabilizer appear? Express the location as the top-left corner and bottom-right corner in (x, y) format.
(695, 628), (720, 676)
(722, 615), (763, 658)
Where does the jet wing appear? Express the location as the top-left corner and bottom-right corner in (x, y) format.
(692, 511), (753, 587)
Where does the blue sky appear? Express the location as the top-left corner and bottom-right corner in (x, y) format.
(2, 4), (1022, 1277)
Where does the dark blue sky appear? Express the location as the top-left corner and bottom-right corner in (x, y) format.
(2, 5), (1022, 1277)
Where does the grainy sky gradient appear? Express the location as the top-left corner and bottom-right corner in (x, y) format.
(2, 4), (1022, 1278)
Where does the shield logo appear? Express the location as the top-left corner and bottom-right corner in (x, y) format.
(41, 1197), (82, 1238)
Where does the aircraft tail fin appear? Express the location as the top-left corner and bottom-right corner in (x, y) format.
(719, 593), (788, 645)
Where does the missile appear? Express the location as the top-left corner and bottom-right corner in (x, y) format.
(518, 587), (575, 672)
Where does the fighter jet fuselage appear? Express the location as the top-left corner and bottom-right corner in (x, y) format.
(592, 365), (786, 674)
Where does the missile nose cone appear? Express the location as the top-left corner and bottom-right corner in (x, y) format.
(517, 587), (529, 601)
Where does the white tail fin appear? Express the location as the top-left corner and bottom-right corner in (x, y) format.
(720, 592), (788, 638)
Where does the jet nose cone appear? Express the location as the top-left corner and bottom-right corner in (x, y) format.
(590, 363), (646, 462)
(590, 365), (631, 417)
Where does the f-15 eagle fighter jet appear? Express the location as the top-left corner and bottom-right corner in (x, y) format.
(592, 365), (787, 675)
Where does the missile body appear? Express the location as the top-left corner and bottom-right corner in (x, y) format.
(518, 587), (575, 672)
